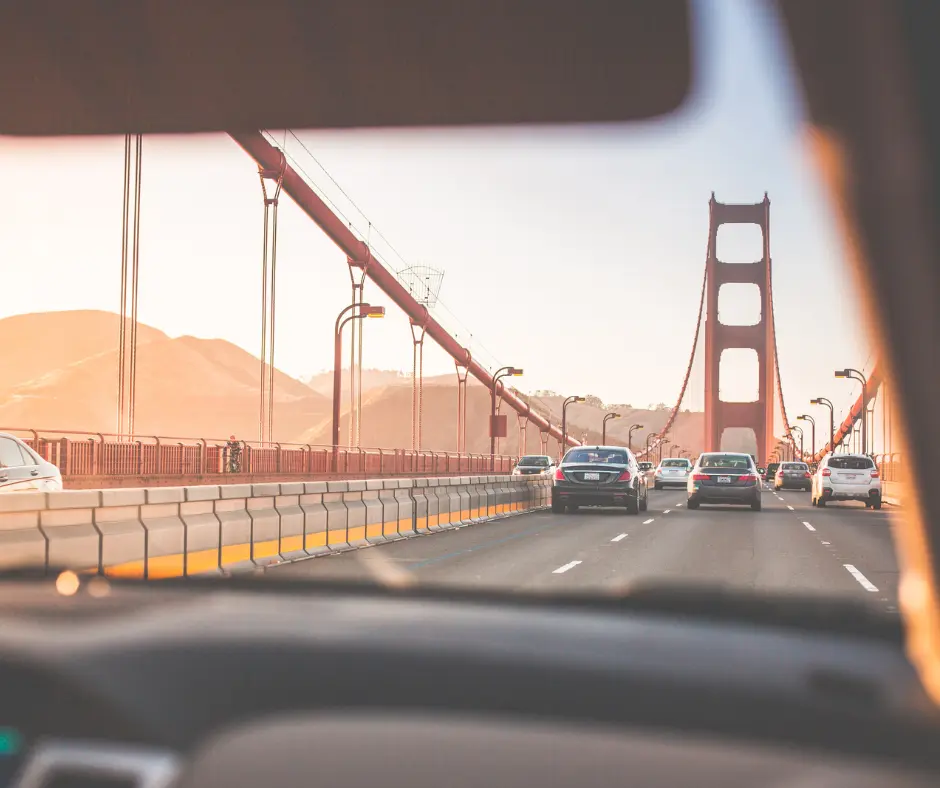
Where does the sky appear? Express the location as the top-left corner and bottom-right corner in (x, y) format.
(0, 0), (875, 449)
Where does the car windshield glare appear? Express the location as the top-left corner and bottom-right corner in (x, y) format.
(564, 450), (628, 465)
(782, 463), (808, 470)
(662, 459), (689, 468)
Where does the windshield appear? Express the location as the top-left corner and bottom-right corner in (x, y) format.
(661, 459), (690, 468)
(699, 455), (753, 470)
(781, 463), (808, 471)
(564, 450), (628, 465)
(0, 1), (901, 624)
(518, 456), (550, 467)
(828, 456), (876, 470)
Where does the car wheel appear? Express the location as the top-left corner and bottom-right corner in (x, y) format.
(817, 497), (827, 507)
(626, 495), (640, 515)
(687, 498), (700, 510)
(751, 497), (762, 512)
(811, 496), (817, 507)
(872, 499), (882, 510)
(639, 490), (648, 512)
(653, 483), (661, 491)
(567, 504), (579, 514)
(551, 499), (564, 514)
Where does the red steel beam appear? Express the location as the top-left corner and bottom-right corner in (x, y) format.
(229, 130), (575, 448)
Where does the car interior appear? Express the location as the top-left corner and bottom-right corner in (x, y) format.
(1, 1), (940, 786)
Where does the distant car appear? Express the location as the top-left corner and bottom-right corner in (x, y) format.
(763, 462), (780, 482)
(653, 457), (692, 490)
(552, 445), (648, 515)
(774, 461), (812, 491)
(0, 432), (63, 493)
(812, 453), (882, 509)
(687, 452), (762, 511)
(637, 461), (654, 478)
(512, 455), (555, 476)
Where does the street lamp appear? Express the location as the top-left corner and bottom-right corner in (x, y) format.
(835, 368), (868, 454)
(491, 366), (523, 469)
(645, 432), (657, 460)
(561, 395), (585, 455)
(798, 414), (815, 461)
(670, 444), (680, 458)
(602, 413), (621, 444)
(628, 423), (644, 453)
(790, 425), (804, 461)
(810, 397), (835, 458)
(333, 303), (385, 468)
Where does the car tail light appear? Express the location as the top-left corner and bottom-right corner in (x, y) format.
(740, 474), (758, 482)
(871, 470), (880, 478)
(692, 473), (709, 481)
(804, 472), (812, 478)
(776, 470), (783, 477)
(822, 468), (831, 477)
(617, 469), (631, 481)
(554, 468), (565, 481)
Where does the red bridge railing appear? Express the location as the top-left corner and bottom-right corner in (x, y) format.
(1, 428), (516, 485)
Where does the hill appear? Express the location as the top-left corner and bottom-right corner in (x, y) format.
(0, 311), (329, 441)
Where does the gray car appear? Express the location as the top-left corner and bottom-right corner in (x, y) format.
(687, 452), (762, 511)
(551, 445), (648, 515)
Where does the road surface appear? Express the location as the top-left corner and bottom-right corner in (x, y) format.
(273, 486), (900, 612)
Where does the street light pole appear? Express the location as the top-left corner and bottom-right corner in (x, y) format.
(333, 303), (386, 470)
(790, 425), (804, 461)
(798, 414), (815, 462)
(645, 432), (656, 460)
(628, 423), (644, 454)
(810, 397), (835, 458)
(561, 395), (585, 456)
(835, 368), (868, 454)
(491, 366), (523, 470)
(602, 413), (621, 444)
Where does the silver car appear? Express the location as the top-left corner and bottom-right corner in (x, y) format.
(0, 432), (63, 493)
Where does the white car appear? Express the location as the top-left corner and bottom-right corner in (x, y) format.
(653, 457), (692, 490)
(512, 455), (555, 477)
(0, 432), (63, 493)
(811, 453), (881, 509)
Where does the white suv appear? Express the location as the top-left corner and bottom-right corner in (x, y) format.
(812, 453), (881, 509)
(653, 457), (692, 490)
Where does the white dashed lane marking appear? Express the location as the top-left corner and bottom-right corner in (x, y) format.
(552, 561), (582, 574)
(844, 564), (879, 592)
(803, 522), (816, 532)
(611, 533), (628, 543)
(642, 519), (654, 525)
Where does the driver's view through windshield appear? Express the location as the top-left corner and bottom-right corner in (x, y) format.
(0, 0), (901, 617)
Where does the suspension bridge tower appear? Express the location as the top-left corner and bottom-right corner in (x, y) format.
(703, 193), (776, 464)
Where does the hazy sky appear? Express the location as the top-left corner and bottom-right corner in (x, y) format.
(0, 0), (873, 438)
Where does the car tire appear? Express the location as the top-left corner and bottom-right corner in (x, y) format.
(751, 497), (762, 512)
(687, 498), (700, 510)
(872, 499), (882, 511)
(817, 496), (827, 507)
(811, 496), (817, 507)
(551, 499), (564, 514)
(654, 483), (661, 491)
(639, 490), (648, 512)
(567, 504), (579, 514)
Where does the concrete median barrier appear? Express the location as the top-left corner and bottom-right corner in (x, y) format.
(0, 474), (547, 577)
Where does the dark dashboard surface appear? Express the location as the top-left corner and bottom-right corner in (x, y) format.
(0, 575), (939, 785)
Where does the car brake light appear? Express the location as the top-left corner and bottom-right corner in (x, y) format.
(804, 472), (812, 478)
(871, 470), (880, 478)
(692, 473), (709, 481)
(617, 469), (631, 481)
(741, 474), (758, 482)
(554, 468), (565, 481)
(822, 468), (831, 477)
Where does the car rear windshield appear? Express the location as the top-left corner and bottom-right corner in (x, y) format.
(828, 456), (875, 470)
(700, 454), (752, 469)
(564, 450), (628, 465)
(661, 459), (690, 468)
(781, 463), (808, 470)
(518, 456), (549, 466)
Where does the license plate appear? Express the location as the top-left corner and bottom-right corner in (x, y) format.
(845, 474), (857, 480)
(583, 472), (600, 481)
(717, 476), (731, 484)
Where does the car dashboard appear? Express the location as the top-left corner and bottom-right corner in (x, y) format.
(0, 575), (939, 787)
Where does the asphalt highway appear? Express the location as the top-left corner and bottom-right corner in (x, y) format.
(273, 485), (900, 612)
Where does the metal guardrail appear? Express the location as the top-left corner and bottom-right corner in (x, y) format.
(1, 428), (516, 481)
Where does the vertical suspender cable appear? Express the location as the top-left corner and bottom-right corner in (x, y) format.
(128, 136), (142, 439)
(117, 135), (131, 437)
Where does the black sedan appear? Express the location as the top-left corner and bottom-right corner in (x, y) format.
(687, 452), (762, 511)
(551, 446), (648, 515)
